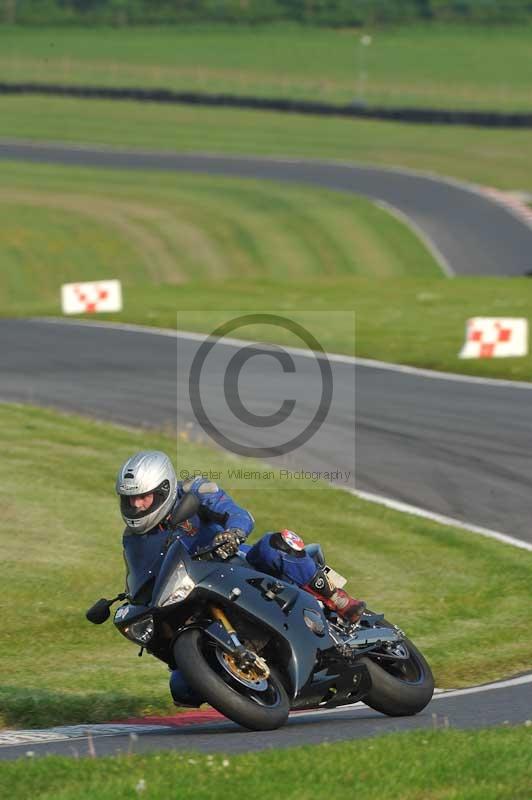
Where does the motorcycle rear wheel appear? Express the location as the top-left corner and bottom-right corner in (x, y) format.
(360, 636), (434, 716)
(173, 629), (290, 731)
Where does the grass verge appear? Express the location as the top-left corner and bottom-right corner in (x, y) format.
(2, 24), (532, 111)
(0, 159), (441, 302)
(1, 728), (532, 799)
(1, 96), (531, 190)
(5, 274), (532, 382)
(1, 404), (531, 728)
(1, 161), (532, 382)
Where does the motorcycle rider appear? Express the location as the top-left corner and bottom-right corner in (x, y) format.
(116, 450), (365, 708)
(117, 450), (253, 560)
(117, 450), (255, 707)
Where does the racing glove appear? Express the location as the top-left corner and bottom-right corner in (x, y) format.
(212, 529), (245, 560)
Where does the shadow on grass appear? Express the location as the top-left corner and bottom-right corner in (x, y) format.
(0, 685), (175, 729)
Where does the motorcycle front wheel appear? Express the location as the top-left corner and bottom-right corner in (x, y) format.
(360, 636), (434, 716)
(173, 629), (290, 731)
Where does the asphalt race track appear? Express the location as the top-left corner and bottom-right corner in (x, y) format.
(1, 676), (531, 760)
(1, 142), (532, 758)
(2, 142), (532, 541)
(1, 318), (532, 541)
(1, 140), (532, 277)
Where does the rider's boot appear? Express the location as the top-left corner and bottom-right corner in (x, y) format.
(327, 587), (366, 623)
(304, 568), (366, 623)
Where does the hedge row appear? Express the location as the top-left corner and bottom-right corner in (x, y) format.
(3, 0), (532, 27)
(2, 82), (532, 127)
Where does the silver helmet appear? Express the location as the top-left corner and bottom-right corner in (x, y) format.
(116, 450), (177, 534)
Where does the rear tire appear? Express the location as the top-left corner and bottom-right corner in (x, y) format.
(173, 629), (290, 731)
(360, 637), (434, 716)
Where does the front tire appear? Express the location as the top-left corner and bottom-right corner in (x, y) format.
(360, 637), (434, 716)
(173, 629), (290, 731)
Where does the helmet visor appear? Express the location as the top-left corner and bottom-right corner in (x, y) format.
(120, 480), (171, 522)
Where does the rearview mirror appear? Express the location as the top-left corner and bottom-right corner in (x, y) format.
(86, 598), (112, 624)
(169, 492), (200, 526)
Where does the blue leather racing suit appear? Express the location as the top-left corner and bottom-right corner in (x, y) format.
(246, 533), (318, 586)
(171, 477), (254, 556)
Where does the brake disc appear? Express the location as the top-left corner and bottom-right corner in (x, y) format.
(215, 648), (270, 691)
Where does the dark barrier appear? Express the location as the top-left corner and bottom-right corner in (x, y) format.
(2, 81), (532, 129)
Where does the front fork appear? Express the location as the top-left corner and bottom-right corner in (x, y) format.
(210, 605), (241, 649)
(210, 604), (270, 678)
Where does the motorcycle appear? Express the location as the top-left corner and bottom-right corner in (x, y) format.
(87, 494), (434, 731)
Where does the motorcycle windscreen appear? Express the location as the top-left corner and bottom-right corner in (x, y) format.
(123, 528), (170, 600)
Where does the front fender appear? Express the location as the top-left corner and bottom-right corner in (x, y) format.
(175, 619), (237, 655)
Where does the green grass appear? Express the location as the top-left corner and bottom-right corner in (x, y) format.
(1, 404), (532, 728)
(0, 155), (531, 381)
(1, 95), (531, 191)
(2, 22), (531, 748)
(1, 162), (532, 383)
(2, 23), (532, 111)
(0, 164), (532, 380)
(8, 273), (532, 382)
(2, 728), (532, 800)
(0, 159), (441, 305)
(68, 277), (532, 382)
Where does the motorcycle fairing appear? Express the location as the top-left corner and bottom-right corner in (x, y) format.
(123, 528), (170, 600)
(126, 537), (367, 703)
(124, 530), (218, 602)
(113, 602), (151, 626)
(150, 540), (336, 697)
(180, 563), (337, 698)
(293, 660), (372, 710)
